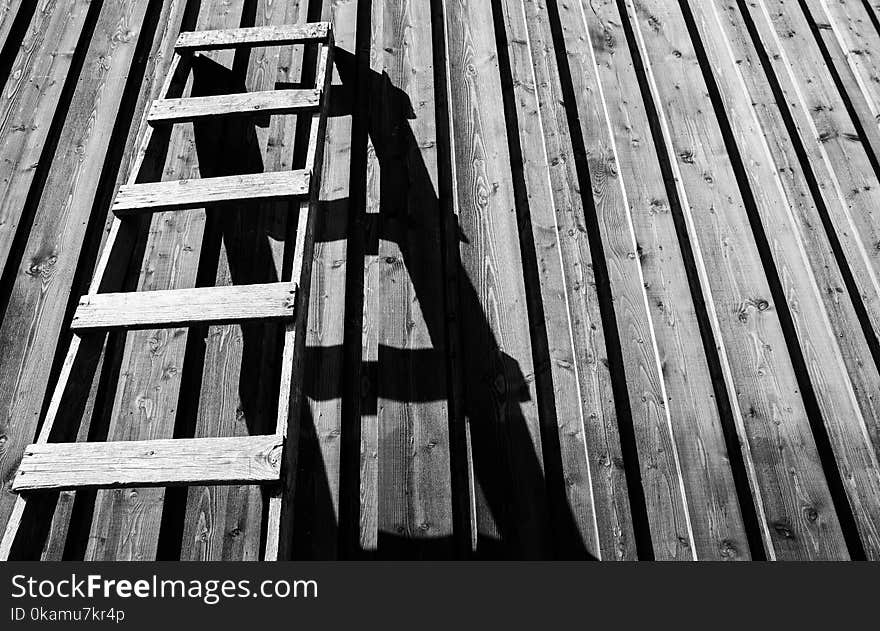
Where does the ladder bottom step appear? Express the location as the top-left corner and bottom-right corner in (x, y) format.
(12, 435), (284, 492)
(72, 282), (297, 331)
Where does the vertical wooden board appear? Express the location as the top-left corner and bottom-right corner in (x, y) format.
(0, 0), (151, 534)
(442, 0), (551, 557)
(372, 0), (454, 558)
(689, 0), (880, 557)
(496, 0), (634, 559)
(179, 0), (306, 563)
(293, 0), (357, 560)
(625, 0), (848, 559)
(0, 0), (91, 276)
(575, 0), (751, 559)
(746, 0), (880, 454)
(84, 0), (246, 562)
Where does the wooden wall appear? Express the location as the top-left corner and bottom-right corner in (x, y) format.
(2, 0), (880, 560)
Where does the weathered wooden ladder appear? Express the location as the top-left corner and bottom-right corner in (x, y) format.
(0, 22), (334, 560)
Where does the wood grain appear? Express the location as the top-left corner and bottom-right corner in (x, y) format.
(442, 0), (552, 558)
(72, 282), (297, 330)
(148, 89), (321, 124)
(571, 0), (751, 559)
(371, 0), (455, 559)
(0, 0), (91, 277)
(13, 435), (283, 491)
(717, 0), (880, 558)
(112, 170), (310, 214)
(175, 22), (330, 51)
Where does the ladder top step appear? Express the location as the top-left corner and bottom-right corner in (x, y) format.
(72, 282), (297, 331)
(12, 435), (284, 492)
(113, 170), (310, 215)
(148, 89), (322, 125)
(176, 23), (331, 51)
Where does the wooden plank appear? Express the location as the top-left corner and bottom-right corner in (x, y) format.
(83, 0), (248, 562)
(372, 0), (455, 559)
(625, 0), (849, 559)
(112, 170), (310, 214)
(71, 282), (297, 330)
(0, 0), (91, 278)
(564, 0), (751, 558)
(175, 22), (330, 51)
(13, 435), (283, 492)
(0, 0), (154, 536)
(496, 0), (638, 559)
(148, 89), (321, 125)
(442, 0), (552, 558)
(292, 0), (358, 560)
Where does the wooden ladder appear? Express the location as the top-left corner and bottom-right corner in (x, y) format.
(0, 22), (334, 561)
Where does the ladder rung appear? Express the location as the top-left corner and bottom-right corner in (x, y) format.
(71, 282), (297, 330)
(175, 23), (331, 51)
(112, 170), (310, 215)
(12, 435), (284, 492)
(148, 89), (322, 125)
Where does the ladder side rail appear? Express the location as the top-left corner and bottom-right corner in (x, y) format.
(264, 34), (334, 561)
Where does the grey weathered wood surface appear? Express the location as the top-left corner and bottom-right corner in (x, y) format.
(498, 0), (638, 560)
(71, 282), (297, 330)
(6, 0), (880, 560)
(175, 22), (330, 50)
(442, 0), (552, 558)
(0, 0), (154, 539)
(370, 0), (456, 559)
(626, 0), (848, 559)
(696, 0), (880, 560)
(0, 0), (91, 279)
(113, 170), (310, 214)
(148, 89), (321, 124)
(13, 435), (284, 491)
